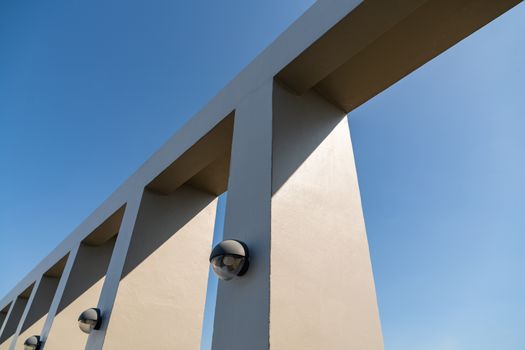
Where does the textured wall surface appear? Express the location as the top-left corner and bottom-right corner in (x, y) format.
(270, 84), (383, 350)
(15, 277), (60, 349)
(45, 240), (115, 350)
(44, 279), (104, 349)
(0, 297), (28, 350)
(103, 187), (216, 349)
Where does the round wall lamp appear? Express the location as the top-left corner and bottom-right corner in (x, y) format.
(78, 308), (102, 334)
(23, 335), (41, 350)
(209, 239), (249, 280)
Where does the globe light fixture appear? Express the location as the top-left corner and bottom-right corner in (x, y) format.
(78, 308), (102, 334)
(209, 239), (249, 280)
(23, 335), (41, 350)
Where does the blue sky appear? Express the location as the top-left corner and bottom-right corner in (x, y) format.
(1, 1), (524, 349)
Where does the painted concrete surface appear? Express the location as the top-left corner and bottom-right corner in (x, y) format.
(13, 277), (60, 349)
(270, 83), (382, 349)
(103, 187), (217, 349)
(0, 335), (13, 350)
(212, 81), (382, 350)
(39, 250), (78, 345)
(212, 79), (274, 350)
(44, 240), (115, 350)
(0, 308), (7, 338)
(0, 297), (29, 350)
(1, 1), (521, 349)
(85, 193), (144, 350)
(16, 316), (46, 349)
(44, 279), (104, 349)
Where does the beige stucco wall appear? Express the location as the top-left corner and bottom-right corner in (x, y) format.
(103, 186), (216, 350)
(44, 278), (105, 349)
(17, 315), (46, 348)
(45, 239), (115, 350)
(269, 84), (383, 349)
(0, 336), (13, 350)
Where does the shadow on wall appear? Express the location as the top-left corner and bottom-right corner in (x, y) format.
(103, 186), (218, 349)
(12, 256), (69, 349)
(0, 284), (34, 349)
(272, 81), (346, 194)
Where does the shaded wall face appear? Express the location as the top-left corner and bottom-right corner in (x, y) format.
(104, 186), (217, 350)
(17, 315), (46, 349)
(45, 279), (105, 349)
(0, 297), (28, 350)
(269, 83), (383, 349)
(0, 312), (6, 334)
(14, 276), (60, 349)
(45, 239), (116, 350)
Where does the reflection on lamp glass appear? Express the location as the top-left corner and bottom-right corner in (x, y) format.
(78, 308), (102, 334)
(24, 335), (41, 350)
(210, 240), (250, 280)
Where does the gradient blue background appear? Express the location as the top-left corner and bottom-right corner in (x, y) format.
(1, 1), (524, 349)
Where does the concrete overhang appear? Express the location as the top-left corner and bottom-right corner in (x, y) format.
(1, 0), (522, 311)
(278, 0), (521, 112)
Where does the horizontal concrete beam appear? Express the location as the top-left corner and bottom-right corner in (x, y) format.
(0, 0), (365, 308)
(147, 114), (234, 196)
(1, 0), (521, 315)
(278, 0), (522, 112)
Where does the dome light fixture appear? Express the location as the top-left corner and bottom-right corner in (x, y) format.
(24, 335), (41, 350)
(209, 239), (249, 281)
(78, 308), (102, 334)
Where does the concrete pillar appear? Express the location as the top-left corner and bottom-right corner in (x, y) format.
(39, 248), (79, 347)
(0, 285), (35, 350)
(211, 80), (383, 350)
(0, 307), (8, 335)
(85, 191), (143, 350)
(44, 240), (116, 350)
(211, 79), (274, 350)
(7, 282), (40, 350)
(103, 186), (217, 349)
(14, 276), (60, 349)
(0, 303), (14, 345)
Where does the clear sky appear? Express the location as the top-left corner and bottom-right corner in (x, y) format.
(1, 1), (524, 349)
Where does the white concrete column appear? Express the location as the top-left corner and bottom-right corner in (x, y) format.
(0, 302), (15, 344)
(102, 186), (218, 349)
(211, 79), (274, 350)
(0, 291), (33, 350)
(0, 309), (8, 336)
(16, 275), (61, 348)
(39, 245), (79, 347)
(212, 80), (383, 350)
(85, 190), (144, 350)
(7, 278), (41, 350)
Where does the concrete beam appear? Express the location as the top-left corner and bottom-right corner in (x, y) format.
(0, 1), (522, 349)
(278, 0), (522, 112)
(147, 114), (234, 196)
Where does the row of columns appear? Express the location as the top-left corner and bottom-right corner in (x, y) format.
(0, 79), (382, 350)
